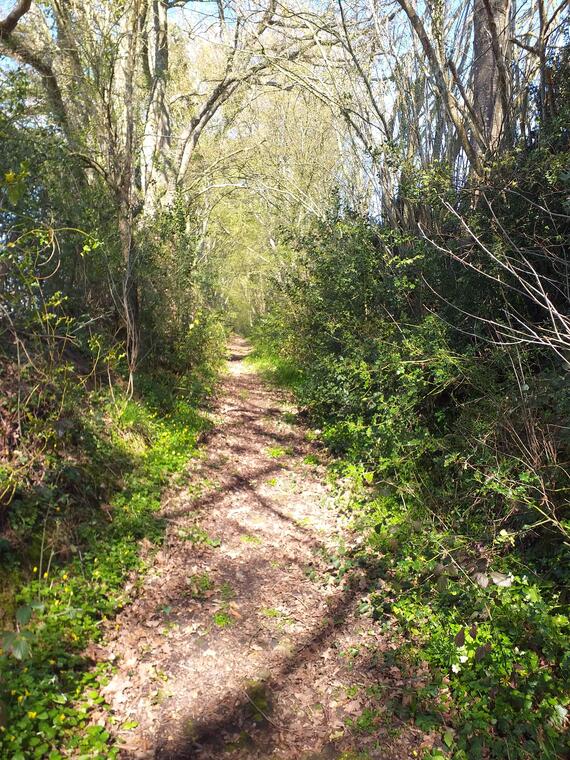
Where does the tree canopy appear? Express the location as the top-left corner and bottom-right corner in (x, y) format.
(1, 1), (569, 757)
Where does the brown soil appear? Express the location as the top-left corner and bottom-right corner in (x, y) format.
(98, 338), (426, 759)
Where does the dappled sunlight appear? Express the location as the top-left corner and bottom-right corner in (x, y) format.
(2, 0), (567, 753)
(99, 339), (423, 759)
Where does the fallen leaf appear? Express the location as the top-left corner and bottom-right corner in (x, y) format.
(490, 571), (512, 587)
(473, 572), (489, 589)
(475, 643), (492, 661)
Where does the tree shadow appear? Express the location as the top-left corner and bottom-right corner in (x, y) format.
(115, 343), (402, 758)
(153, 571), (366, 759)
(161, 462), (284, 521)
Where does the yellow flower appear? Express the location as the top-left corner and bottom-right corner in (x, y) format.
(27, 711), (37, 719)
(17, 696), (24, 703)
(62, 573), (68, 580)
(43, 572), (48, 579)
(59, 714), (66, 721)
(33, 566), (38, 573)
(49, 659), (56, 665)
(5, 170), (16, 183)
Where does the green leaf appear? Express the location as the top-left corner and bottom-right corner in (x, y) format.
(16, 605), (33, 626)
(6, 181), (23, 205)
(10, 634), (32, 660)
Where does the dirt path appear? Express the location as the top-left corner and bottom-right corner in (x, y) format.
(99, 338), (424, 759)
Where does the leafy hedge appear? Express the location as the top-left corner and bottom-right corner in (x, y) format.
(252, 146), (570, 758)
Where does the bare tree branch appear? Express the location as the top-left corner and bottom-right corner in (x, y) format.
(0, 0), (31, 40)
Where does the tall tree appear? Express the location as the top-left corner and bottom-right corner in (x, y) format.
(0, 0), (306, 382)
(472, 0), (512, 151)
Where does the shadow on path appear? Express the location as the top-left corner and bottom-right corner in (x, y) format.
(104, 337), (422, 760)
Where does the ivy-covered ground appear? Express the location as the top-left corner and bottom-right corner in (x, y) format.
(249, 306), (570, 760)
(1, 329), (568, 760)
(0, 363), (215, 758)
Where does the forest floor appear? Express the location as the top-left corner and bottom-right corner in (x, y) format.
(95, 337), (428, 759)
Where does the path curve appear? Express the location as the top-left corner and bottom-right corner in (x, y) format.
(98, 338), (423, 759)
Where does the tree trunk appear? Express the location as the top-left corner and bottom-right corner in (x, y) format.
(117, 194), (140, 394)
(141, 0), (171, 213)
(473, 0), (511, 152)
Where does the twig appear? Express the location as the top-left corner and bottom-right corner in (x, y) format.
(242, 689), (286, 731)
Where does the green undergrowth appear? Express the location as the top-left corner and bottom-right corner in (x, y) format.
(343, 468), (569, 760)
(244, 348), (301, 390)
(0, 368), (215, 758)
(253, 338), (569, 760)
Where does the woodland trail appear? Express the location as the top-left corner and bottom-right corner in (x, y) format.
(97, 338), (424, 759)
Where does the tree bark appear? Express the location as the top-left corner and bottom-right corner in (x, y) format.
(0, 0), (31, 39)
(473, 0), (511, 152)
(141, 0), (171, 213)
(117, 193), (140, 394)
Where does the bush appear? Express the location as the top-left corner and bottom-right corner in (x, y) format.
(253, 176), (569, 757)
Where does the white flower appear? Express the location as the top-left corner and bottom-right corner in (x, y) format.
(452, 663), (461, 673)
